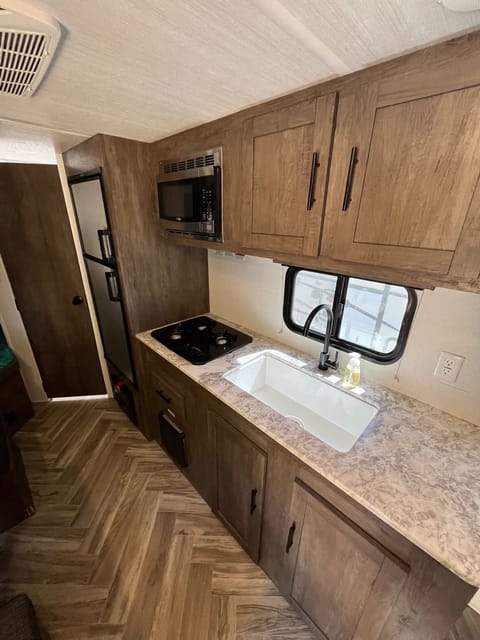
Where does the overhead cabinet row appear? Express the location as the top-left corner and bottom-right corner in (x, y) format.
(233, 79), (480, 280)
(154, 33), (480, 289)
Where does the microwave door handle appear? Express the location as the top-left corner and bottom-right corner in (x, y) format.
(105, 271), (121, 302)
(98, 229), (114, 263)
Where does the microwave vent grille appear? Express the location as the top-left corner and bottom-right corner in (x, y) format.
(164, 153), (215, 174)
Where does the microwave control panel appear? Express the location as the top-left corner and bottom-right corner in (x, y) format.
(201, 187), (214, 221)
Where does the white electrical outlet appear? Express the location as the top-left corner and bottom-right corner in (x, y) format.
(434, 351), (465, 384)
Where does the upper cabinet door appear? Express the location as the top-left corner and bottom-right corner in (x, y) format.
(322, 82), (480, 275)
(243, 94), (337, 256)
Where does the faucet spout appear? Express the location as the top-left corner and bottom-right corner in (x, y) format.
(302, 304), (339, 371)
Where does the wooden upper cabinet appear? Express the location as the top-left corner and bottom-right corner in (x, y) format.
(242, 94), (337, 256)
(322, 81), (480, 276)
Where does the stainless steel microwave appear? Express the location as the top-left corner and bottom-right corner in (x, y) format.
(157, 146), (223, 242)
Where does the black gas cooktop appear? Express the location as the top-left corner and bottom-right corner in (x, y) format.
(151, 316), (252, 365)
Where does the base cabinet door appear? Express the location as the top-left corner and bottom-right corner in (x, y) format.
(288, 481), (407, 640)
(322, 81), (480, 276)
(243, 94), (337, 256)
(213, 411), (266, 561)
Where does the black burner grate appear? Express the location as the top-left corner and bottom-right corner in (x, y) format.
(151, 316), (252, 365)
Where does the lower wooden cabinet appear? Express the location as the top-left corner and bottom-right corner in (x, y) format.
(138, 345), (476, 640)
(211, 410), (267, 561)
(139, 345), (215, 506)
(287, 480), (407, 640)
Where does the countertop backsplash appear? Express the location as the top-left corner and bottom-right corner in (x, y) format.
(208, 251), (480, 427)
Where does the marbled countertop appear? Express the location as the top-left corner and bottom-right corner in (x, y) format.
(137, 316), (480, 587)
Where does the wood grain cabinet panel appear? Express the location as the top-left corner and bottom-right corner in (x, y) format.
(150, 369), (187, 427)
(213, 411), (267, 561)
(139, 346), (216, 507)
(322, 82), (480, 276)
(243, 94), (337, 256)
(287, 481), (408, 640)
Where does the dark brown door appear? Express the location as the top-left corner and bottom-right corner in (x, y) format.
(0, 163), (105, 397)
(214, 412), (266, 560)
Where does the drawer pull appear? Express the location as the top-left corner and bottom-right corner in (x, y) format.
(341, 146), (358, 211)
(306, 151), (320, 211)
(250, 488), (258, 515)
(156, 389), (171, 404)
(286, 522), (296, 553)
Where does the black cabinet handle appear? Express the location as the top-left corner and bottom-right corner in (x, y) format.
(306, 151), (320, 211)
(98, 229), (114, 263)
(105, 271), (121, 302)
(72, 295), (84, 305)
(250, 488), (258, 515)
(156, 389), (171, 404)
(286, 522), (296, 553)
(341, 146), (358, 211)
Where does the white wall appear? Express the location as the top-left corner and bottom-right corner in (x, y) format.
(208, 252), (480, 427)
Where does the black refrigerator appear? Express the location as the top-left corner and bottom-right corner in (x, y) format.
(68, 170), (135, 395)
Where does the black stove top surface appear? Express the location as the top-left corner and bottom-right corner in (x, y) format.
(151, 316), (252, 365)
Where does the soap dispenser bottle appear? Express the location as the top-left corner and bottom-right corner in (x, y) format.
(343, 352), (361, 387)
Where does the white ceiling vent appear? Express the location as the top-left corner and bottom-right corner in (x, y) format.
(0, 1), (60, 97)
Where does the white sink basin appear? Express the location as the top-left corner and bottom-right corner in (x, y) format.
(224, 353), (378, 453)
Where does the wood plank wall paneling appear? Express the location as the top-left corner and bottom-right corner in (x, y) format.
(102, 136), (209, 334)
(63, 135), (209, 339)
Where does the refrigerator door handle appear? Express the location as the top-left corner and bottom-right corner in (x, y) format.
(98, 229), (114, 263)
(105, 271), (121, 302)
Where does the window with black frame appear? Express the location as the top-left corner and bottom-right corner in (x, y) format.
(283, 268), (417, 364)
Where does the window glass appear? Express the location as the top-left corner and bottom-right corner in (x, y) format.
(339, 279), (409, 354)
(290, 271), (337, 334)
(283, 268), (416, 364)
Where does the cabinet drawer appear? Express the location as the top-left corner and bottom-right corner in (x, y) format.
(150, 369), (186, 425)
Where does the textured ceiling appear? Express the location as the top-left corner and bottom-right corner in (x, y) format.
(0, 119), (87, 163)
(0, 0), (480, 153)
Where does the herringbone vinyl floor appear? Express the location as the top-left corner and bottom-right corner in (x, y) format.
(0, 399), (318, 639)
(1, 400), (478, 639)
